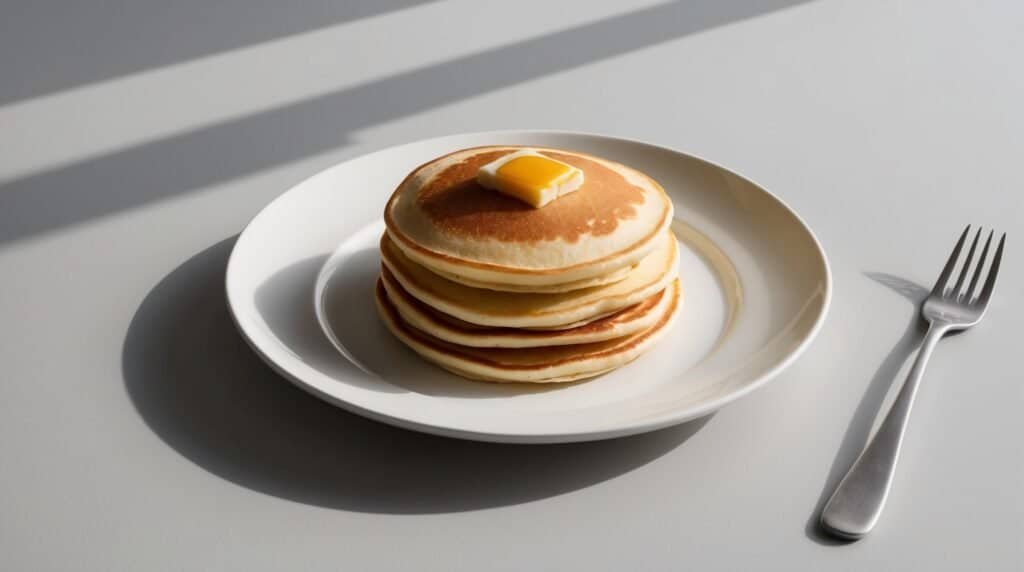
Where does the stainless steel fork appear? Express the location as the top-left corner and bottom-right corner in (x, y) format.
(820, 226), (1006, 540)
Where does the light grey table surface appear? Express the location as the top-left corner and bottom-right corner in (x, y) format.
(2, 1), (1022, 570)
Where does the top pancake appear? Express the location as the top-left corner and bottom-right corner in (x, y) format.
(385, 146), (673, 291)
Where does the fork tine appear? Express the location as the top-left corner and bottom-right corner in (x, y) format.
(931, 225), (970, 297)
(975, 233), (1006, 306)
(953, 227), (982, 298)
(966, 230), (994, 301)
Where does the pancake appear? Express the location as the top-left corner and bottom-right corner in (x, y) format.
(380, 230), (679, 329)
(375, 278), (682, 383)
(440, 365), (617, 384)
(385, 146), (673, 291)
(427, 262), (634, 293)
(380, 266), (679, 348)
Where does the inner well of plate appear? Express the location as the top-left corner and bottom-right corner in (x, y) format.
(313, 219), (740, 406)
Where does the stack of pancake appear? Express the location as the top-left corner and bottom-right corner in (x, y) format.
(376, 146), (681, 383)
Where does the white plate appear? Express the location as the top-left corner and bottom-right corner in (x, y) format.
(226, 131), (831, 443)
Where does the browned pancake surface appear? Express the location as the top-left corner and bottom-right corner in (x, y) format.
(414, 149), (646, 244)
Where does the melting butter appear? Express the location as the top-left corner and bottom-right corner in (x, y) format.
(477, 149), (584, 208)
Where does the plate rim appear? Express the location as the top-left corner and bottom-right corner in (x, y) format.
(225, 129), (833, 443)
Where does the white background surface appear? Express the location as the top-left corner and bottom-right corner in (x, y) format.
(1, 0), (1021, 569)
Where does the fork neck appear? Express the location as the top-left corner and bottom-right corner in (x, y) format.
(926, 316), (960, 338)
(921, 320), (950, 351)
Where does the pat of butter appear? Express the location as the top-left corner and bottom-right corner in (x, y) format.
(477, 150), (584, 208)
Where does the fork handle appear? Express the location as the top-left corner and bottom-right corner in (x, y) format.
(820, 321), (949, 539)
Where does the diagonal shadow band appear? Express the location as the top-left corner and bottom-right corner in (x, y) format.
(0, 0), (812, 245)
(121, 237), (710, 513)
(0, 0), (441, 106)
(805, 272), (929, 545)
